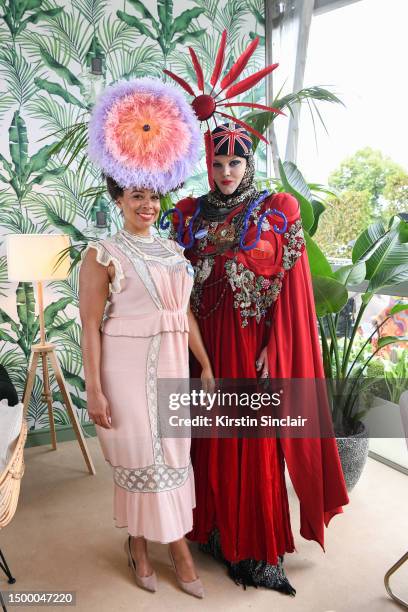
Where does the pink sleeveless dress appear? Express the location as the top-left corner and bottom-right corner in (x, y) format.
(82, 228), (195, 543)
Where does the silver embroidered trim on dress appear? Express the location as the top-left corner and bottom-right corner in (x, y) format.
(113, 462), (190, 493)
(282, 219), (305, 271)
(146, 333), (164, 464)
(119, 229), (184, 263)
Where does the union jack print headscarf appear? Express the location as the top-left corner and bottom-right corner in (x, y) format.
(212, 122), (253, 157)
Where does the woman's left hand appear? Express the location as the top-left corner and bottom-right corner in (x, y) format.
(256, 346), (269, 378)
(201, 365), (215, 395)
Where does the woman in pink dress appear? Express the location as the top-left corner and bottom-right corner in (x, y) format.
(79, 78), (212, 598)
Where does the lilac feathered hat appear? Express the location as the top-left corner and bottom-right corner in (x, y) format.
(87, 77), (201, 193)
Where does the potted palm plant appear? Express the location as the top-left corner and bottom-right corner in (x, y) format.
(277, 162), (408, 491)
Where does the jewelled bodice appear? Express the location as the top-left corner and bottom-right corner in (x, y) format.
(172, 194), (305, 328)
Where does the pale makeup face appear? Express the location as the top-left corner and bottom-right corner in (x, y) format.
(212, 155), (247, 195)
(116, 188), (160, 236)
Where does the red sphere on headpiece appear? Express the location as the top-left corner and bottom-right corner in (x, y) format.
(191, 95), (216, 121)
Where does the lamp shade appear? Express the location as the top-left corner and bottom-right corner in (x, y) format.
(7, 234), (70, 282)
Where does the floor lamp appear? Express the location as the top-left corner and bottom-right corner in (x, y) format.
(7, 234), (95, 475)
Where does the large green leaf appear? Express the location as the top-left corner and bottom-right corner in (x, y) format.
(304, 232), (333, 278)
(16, 282), (36, 338)
(398, 217), (408, 243)
(333, 261), (366, 286)
(61, 366), (86, 391)
(364, 228), (408, 292)
(0, 329), (16, 343)
(127, 0), (160, 31)
(30, 167), (66, 186)
(28, 143), (56, 173)
(20, 8), (64, 34)
(25, 0), (43, 9)
(9, 110), (28, 180)
(0, 152), (13, 176)
(309, 199), (326, 236)
(53, 391), (87, 411)
(39, 49), (84, 93)
(171, 7), (204, 35)
(278, 159), (314, 231)
(282, 161), (313, 201)
(377, 336), (408, 349)
(157, 0), (173, 39)
(352, 221), (386, 263)
(0, 308), (18, 331)
(34, 78), (86, 108)
(47, 320), (75, 340)
(44, 206), (87, 240)
(172, 30), (206, 48)
(312, 275), (348, 316)
(116, 10), (156, 38)
(390, 302), (408, 315)
(43, 298), (72, 327)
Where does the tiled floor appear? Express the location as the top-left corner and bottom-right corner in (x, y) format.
(1, 436), (407, 611)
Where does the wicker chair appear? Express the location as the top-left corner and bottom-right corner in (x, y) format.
(0, 415), (27, 612)
(0, 418), (27, 530)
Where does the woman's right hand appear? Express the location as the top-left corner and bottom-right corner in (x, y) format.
(86, 390), (112, 429)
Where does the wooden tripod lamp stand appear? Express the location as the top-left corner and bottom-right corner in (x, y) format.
(7, 234), (95, 475)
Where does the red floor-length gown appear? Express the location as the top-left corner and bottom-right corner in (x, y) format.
(172, 191), (349, 566)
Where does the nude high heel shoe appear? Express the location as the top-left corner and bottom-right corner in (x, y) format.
(124, 536), (157, 592)
(168, 549), (204, 599)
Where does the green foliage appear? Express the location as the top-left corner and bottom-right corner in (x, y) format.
(243, 86), (343, 153)
(38, 6), (94, 64)
(329, 147), (405, 214)
(381, 348), (408, 404)
(0, 0), (63, 39)
(0, 110), (65, 203)
(276, 161), (408, 434)
(71, 0), (107, 24)
(117, 0), (206, 60)
(0, 286), (73, 361)
(315, 214), (408, 434)
(314, 190), (373, 258)
(278, 160), (314, 231)
(0, 252), (8, 298)
(382, 168), (408, 219)
(0, 45), (42, 106)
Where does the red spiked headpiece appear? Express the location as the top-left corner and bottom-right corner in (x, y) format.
(164, 30), (283, 189)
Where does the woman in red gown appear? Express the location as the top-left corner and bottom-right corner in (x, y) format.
(170, 123), (349, 594)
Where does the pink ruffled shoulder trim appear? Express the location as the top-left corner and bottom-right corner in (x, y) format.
(81, 242), (125, 294)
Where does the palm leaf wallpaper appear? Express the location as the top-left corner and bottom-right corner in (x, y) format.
(0, 0), (266, 436)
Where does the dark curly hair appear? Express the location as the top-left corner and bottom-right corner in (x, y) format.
(104, 174), (123, 201)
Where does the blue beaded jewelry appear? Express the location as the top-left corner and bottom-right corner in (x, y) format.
(160, 198), (203, 249)
(160, 192), (288, 252)
(239, 191), (288, 251)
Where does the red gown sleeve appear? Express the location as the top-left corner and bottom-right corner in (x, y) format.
(266, 193), (349, 551)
